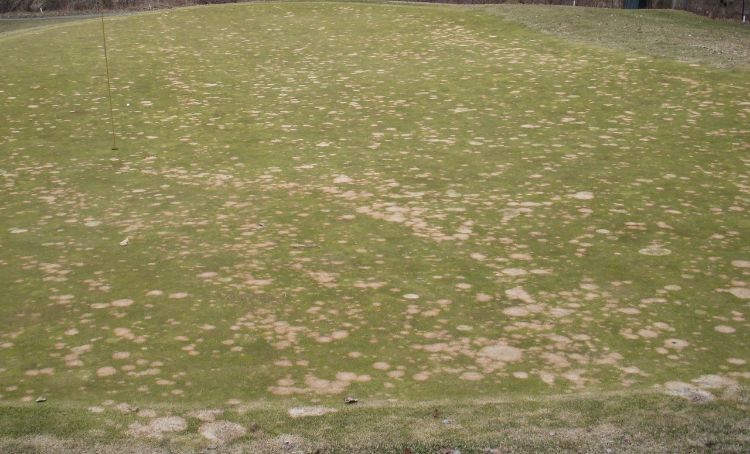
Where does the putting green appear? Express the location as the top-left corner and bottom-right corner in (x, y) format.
(0, 2), (748, 449)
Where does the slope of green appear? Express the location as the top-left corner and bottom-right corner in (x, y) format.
(485, 5), (750, 69)
(0, 16), (93, 34)
(0, 2), (748, 450)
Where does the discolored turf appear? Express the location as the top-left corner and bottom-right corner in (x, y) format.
(0, 2), (748, 450)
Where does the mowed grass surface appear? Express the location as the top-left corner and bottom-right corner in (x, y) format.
(1, 391), (749, 452)
(0, 16), (96, 35)
(0, 2), (749, 450)
(485, 5), (750, 69)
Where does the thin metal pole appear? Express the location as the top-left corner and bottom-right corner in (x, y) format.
(100, 4), (118, 150)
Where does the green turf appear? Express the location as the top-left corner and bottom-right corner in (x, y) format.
(484, 4), (750, 69)
(0, 2), (748, 450)
(1, 391), (748, 452)
(0, 16), (95, 35)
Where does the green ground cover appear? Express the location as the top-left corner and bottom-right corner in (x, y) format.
(0, 2), (748, 451)
(484, 4), (750, 69)
(0, 16), (94, 35)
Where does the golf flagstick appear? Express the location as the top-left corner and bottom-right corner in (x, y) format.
(100, 2), (118, 150)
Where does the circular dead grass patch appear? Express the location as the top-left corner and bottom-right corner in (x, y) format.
(288, 406), (338, 418)
(663, 381), (715, 403)
(459, 371), (484, 381)
(479, 344), (523, 362)
(199, 421), (246, 444)
(96, 367), (117, 377)
(638, 246), (671, 256)
(127, 416), (187, 438)
(727, 287), (750, 299)
(111, 299), (134, 307)
(714, 325), (736, 333)
(571, 191), (594, 200)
